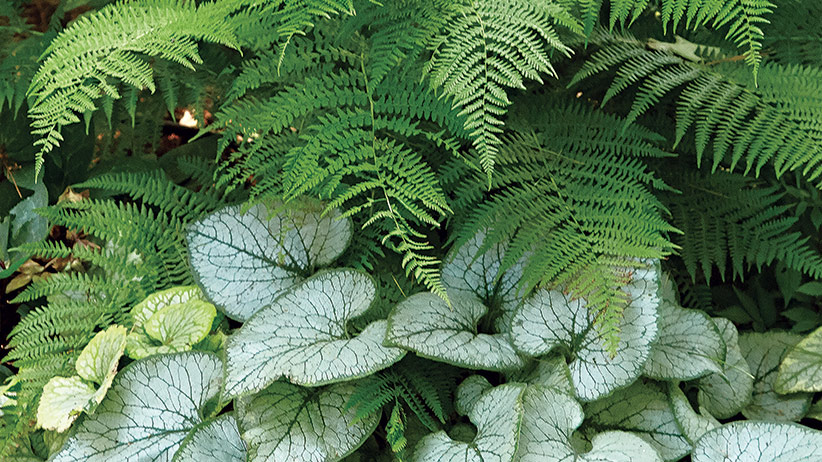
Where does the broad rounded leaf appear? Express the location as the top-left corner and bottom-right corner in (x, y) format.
(174, 414), (246, 462)
(776, 324), (822, 393)
(37, 326), (127, 432)
(517, 385), (661, 462)
(51, 352), (223, 462)
(187, 201), (351, 321)
(411, 384), (524, 462)
(507, 353), (574, 395)
(669, 383), (719, 445)
(697, 318), (753, 419)
(237, 381), (377, 462)
(441, 231), (525, 331)
(37, 377), (96, 433)
(739, 332), (811, 421)
(455, 375), (493, 416)
(128, 300), (217, 360)
(76, 325), (127, 385)
(584, 380), (690, 461)
(225, 269), (405, 397)
(386, 292), (524, 371)
(692, 422), (822, 462)
(642, 282), (724, 380)
(511, 264), (659, 401)
(130, 286), (205, 327)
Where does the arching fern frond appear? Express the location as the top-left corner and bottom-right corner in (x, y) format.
(443, 100), (677, 350)
(762, 0), (822, 66)
(571, 31), (822, 185)
(215, 26), (466, 299)
(660, 168), (822, 282)
(425, 0), (579, 179)
(603, 0), (774, 81)
(26, 0), (240, 177)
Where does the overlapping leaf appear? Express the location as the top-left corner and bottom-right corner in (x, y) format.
(776, 325), (822, 393)
(697, 318), (753, 419)
(692, 422), (822, 462)
(584, 380), (690, 461)
(237, 381), (377, 462)
(386, 291), (524, 371)
(51, 352), (223, 461)
(511, 263), (659, 401)
(225, 269), (405, 398)
(174, 414), (246, 462)
(739, 332), (812, 421)
(187, 200), (352, 321)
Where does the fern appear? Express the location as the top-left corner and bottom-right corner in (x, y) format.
(424, 0), (580, 178)
(26, 0), (240, 177)
(443, 100), (677, 351)
(762, 0), (822, 66)
(571, 31), (822, 184)
(602, 0), (774, 81)
(660, 168), (822, 282)
(346, 355), (459, 433)
(2, 167), (225, 446)
(214, 24), (465, 300)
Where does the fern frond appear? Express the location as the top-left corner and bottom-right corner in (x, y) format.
(386, 401), (408, 461)
(425, 0), (579, 178)
(26, 0), (240, 177)
(572, 31), (822, 184)
(763, 0), (822, 66)
(661, 169), (822, 282)
(444, 100), (677, 351)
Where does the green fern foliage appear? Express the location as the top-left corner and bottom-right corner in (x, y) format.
(444, 100), (677, 349)
(424, 0), (579, 178)
(604, 0), (774, 80)
(661, 169), (822, 282)
(572, 31), (822, 183)
(26, 0), (239, 177)
(762, 0), (822, 66)
(386, 401), (408, 461)
(215, 24), (465, 299)
(346, 355), (459, 433)
(2, 168), (226, 442)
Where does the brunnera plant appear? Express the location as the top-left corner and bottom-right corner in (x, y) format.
(1, 0), (822, 461)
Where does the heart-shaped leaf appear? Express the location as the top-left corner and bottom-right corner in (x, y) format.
(225, 269), (405, 398)
(386, 292), (524, 371)
(441, 231), (525, 331)
(669, 383), (719, 445)
(739, 332), (811, 421)
(237, 381), (378, 462)
(642, 277), (724, 380)
(517, 385), (662, 462)
(584, 380), (690, 461)
(776, 324), (822, 393)
(51, 352), (223, 462)
(506, 353), (574, 395)
(454, 375), (493, 416)
(37, 325), (127, 432)
(127, 286), (216, 359)
(174, 414), (246, 462)
(692, 422), (822, 462)
(511, 263), (659, 401)
(187, 200), (351, 321)
(697, 318), (753, 419)
(411, 383), (525, 462)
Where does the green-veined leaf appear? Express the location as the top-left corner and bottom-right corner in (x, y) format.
(225, 269), (405, 398)
(669, 383), (719, 445)
(51, 352), (223, 461)
(237, 381), (378, 462)
(187, 200), (352, 321)
(776, 324), (822, 393)
(386, 292), (524, 371)
(643, 277), (724, 380)
(173, 414), (246, 462)
(692, 422), (822, 462)
(511, 263), (659, 401)
(697, 318), (753, 419)
(128, 300), (217, 359)
(507, 353), (574, 395)
(739, 332), (812, 421)
(584, 380), (690, 461)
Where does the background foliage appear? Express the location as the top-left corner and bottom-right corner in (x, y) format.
(2, 0), (822, 461)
